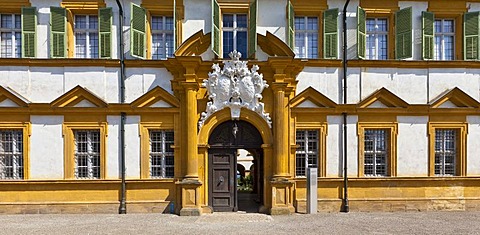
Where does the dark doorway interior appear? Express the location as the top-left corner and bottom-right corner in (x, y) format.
(208, 120), (264, 212)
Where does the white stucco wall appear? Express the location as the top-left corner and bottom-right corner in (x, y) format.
(257, 0), (286, 42)
(296, 67), (340, 103)
(467, 116), (480, 176)
(125, 67), (174, 103)
(347, 115), (358, 176)
(106, 116), (120, 179)
(428, 68), (480, 102)
(396, 116), (428, 176)
(326, 116), (341, 177)
(183, 0), (210, 41)
(468, 2), (480, 12)
(29, 115), (64, 179)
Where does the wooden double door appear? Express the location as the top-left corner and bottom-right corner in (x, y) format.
(207, 121), (264, 212)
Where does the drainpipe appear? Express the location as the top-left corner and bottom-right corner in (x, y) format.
(341, 0), (350, 213)
(115, 0), (127, 214)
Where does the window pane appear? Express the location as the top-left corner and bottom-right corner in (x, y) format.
(294, 17), (305, 30)
(1, 32), (13, 58)
(223, 31), (233, 58)
(89, 16), (98, 30)
(237, 31), (247, 58)
(295, 33), (305, 58)
(165, 17), (174, 30)
(75, 15), (87, 29)
(75, 33), (87, 58)
(89, 32), (99, 58)
(237, 14), (247, 28)
(1, 15), (12, 28)
(223, 14), (234, 28)
(15, 15), (21, 29)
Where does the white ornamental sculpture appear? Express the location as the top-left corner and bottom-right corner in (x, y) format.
(199, 51), (272, 129)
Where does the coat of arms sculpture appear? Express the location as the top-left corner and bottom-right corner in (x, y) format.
(199, 51), (272, 129)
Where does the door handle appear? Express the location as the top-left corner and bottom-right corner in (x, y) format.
(219, 176), (224, 183)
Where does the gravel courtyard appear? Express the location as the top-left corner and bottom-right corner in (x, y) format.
(0, 212), (479, 235)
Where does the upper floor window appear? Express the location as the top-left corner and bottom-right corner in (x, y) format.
(0, 14), (21, 58)
(363, 129), (387, 176)
(434, 19), (455, 60)
(434, 129), (456, 176)
(0, 130), (23, 180)
(149, 130), (174, 178)
(222, 13), (247, 58)
(74, 130), (101, 179)
(151, 16), (174, 60)
(294, 16), (318, 59)
(295, 130), (318, 177)
(74, 15), (99, 58)
(366, 18), (388, 60)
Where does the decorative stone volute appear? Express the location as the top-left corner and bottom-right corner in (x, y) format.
(199, 51), (272, 129)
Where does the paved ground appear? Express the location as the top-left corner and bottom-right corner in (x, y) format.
(0, 211), (479, 235)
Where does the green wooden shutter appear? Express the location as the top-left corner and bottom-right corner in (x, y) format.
(395, 7), (412, 59)
(464, 11), (480, 60)
(357, 6), (366, 59)
(248, 0), (257, 58)
(21, 7), (36, 58)
(212, 0), (220, 56)
(324, 8), (338, 59)
(50, 7), (66, 58)
(130, 3), (146, 59)
(99, 7), (112, 59)
(287, 0), (295, 50)
(422, 11), (434, 60)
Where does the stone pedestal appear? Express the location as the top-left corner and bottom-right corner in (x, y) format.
(177, 179), (202, 216)
(270, 178), (295, 215)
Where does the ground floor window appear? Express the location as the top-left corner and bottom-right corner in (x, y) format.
(0, 130), (23, 179)
(149, 130), (174, 178)
(74, 130), (100, 179)
(295, 130), (318, 177)
(434, 129), (457, 176)
(364, 129), (388, 176)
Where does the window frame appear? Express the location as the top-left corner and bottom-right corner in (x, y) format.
(63, 122), (107, 180)
(434, 18), (456, 61)
(357, 122), (397, 177)
(140, 122), (177, 179)
(365, 17), (389, 60)
(216, 2), (249, 59)
(150, 15), (175, 60)
(148, 129), (174, 178)
(0, 13), (22, 58)
(73, 14), (99, 59)
(294, 122), (327, 178)
(428, 122), (467, 177)
(0, 123), (30, 180)
(221, 13), (248, 58)
(294, 15), (319, 59)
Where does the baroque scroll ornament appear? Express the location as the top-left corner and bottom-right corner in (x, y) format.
(199, 51), (272, 129)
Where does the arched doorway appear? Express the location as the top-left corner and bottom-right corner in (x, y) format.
(208, 120), (263, 212)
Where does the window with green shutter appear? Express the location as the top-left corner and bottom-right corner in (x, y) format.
(464, 11), (480, 60)
(287, 0), (295, 50)
(248, 0), (257, 58)
(22, 7), (36, 58)
(99, 8), (112, 59)
(211, 0), (220, 56)
(422, 11), (434, 60)
(324, 8), (338, 59)
(395, 7), (412, 60)
(131, 3), (146, 59)
(50, 7), (66, 58)
(357, 6), (366, 59)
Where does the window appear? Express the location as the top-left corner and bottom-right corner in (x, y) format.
(366, 18), (388, 60)
(130, 2), (182, 59)
(434, 129), (456, 175)
(434, 19), (455, 60)
(295, 130), (318, 177)
(50, 5), (111, 58)
(74, 130), (100, 179)
(363, 129), (387, 176)
(222, 13), (248, 58)
(294, 16), (318, 59)
(63, 122), (106, 179)
(357, 123), (397, 177)
(211, 0), (257, 59)
(151, 16), (174, 59)
(74, 15), (99, 58)
(0, 14), (21, 58)
(149, 130), (174, 178)
(287, 1), (338, 59)
(428, 123), (466, 177)
(0, 130), (23, 179)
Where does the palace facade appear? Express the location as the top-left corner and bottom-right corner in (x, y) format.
(1, 0), (480, 215)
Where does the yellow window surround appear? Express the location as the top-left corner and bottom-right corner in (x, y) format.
(61, 1), (106, 58)
(357, 122), (398, 177)
(427, 122), (467, 177)
(2, 0), (31, 14)
(139, 122), (176, 179)
(142, 0), (184, 59)
(0, 122), (31, 180)
(62, 122), (107, 179)
(294, 122), (327, 177)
